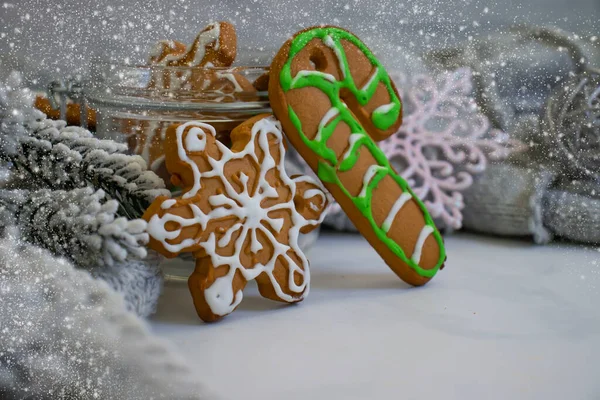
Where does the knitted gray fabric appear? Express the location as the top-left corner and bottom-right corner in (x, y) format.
(543, 188), (600, 244)
(0, 233), (212, 399)
(425, 25), (600, 133)
(91, 252), (164, 317)
(461, 163), (555, 244)
(424, 25), (600, 245)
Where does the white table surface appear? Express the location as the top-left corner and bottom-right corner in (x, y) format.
(150, 232), (600, 400)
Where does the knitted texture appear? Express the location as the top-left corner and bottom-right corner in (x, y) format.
(544, 188), (600, 244)
(92, 252), (164, 317)
(461, 163), (554, 244)
(0, 234), (210, 399)
(424, 26), (600, 244)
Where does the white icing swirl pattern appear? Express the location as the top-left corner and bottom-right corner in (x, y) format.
(145, 117), (328, 318)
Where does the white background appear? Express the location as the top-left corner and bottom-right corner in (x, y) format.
(152, 232), (600, 400)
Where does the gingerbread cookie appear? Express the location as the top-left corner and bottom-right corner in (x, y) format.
(252, 71), (270, 92)
(35, 95), (97, 129)
(142, 114), (328, 321)
(130, 22), (256, 178)
(148, 22), (243, 91)
(148, 40), (187, 64)
(204, 69), (257, 102)
(158, 21), (237, 68)
(268, 26), (446, 286)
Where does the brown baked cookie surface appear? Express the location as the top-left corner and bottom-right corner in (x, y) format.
(268, 26), (446, 286)
(148, 39), (187, 64)
(142, 114), (328, 321)
(35, 95), (97, 129)
(130, 22), (257, 179)
(154, 21), (237, 68)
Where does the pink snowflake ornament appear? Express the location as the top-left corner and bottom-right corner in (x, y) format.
(319, 68), (525, 231)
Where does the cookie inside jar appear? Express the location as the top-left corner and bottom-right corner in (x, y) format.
(86, 64), (271, 188)
(86, 21), (270, 188)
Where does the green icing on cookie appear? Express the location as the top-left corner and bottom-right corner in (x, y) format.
(279, 26), (445, 278)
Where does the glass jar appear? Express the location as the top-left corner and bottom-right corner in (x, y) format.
(86, 62), (271, 184)
(84, 62), (320, 281)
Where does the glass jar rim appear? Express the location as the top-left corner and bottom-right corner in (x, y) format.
(90, 60), (270, 72)
(85, 62), (271, 112)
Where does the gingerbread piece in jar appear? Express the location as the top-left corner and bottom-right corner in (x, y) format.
(127, 22), (257, 181)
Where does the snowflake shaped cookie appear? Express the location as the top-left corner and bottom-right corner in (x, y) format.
(143, 115), (328, 321)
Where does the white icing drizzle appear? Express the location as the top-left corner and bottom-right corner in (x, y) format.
(147, 203), (209, 253)
(135, 120), (169, 172)
(204, 266), (244, 317)
(359, 165), (384, 198)
(373, 103), (395, 115)
(146, 116), (328, 317)
(207, 72), (246, 102)
(215, 72), (244, 92)
(150, 155), (165, 172)
(200, 78), (212, 90)
(411, 225), (434, 264)
(342, 133), (364, 161)
(381, 192), (412, 233)
(315, 107), (340, 141)
(138, 121), (159, 164)
(161, 199), (177, 209)
(361, 67), (380, 91)
(291, 70), (337, 88)
(149, 40), (179, 60)
(176, 121), (215, 199)
(159, 123), (169, 140)
(157, 22), (221, 67)
(323, 35), (346, 78)
(303, 188), (326, 203)
(185, 127), (208, 151)
(302, 188), (327, 213)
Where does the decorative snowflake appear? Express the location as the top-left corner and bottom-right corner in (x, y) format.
(324, 68), (525, 231)
(143, 116), (328, 321)
(378, 68), (526, 229)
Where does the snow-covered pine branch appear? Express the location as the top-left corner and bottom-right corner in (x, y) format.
(0, 187), (149, 267)
(29, 114), (128, 156)
(5, 135), (83, 189)
(81, 150), (171, 219)
(0, 114), (171, 218)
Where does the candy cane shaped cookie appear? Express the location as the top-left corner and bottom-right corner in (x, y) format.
(269, 26), (446, 286)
